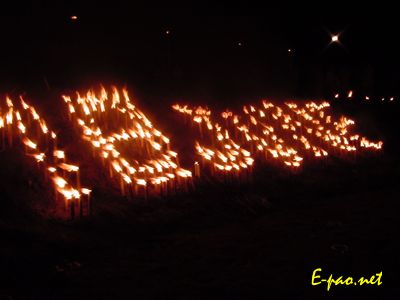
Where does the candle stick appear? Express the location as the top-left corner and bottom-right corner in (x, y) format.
(194, 161), (200, 178)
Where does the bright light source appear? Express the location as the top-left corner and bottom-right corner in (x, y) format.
(165, 30), (170, 35)
(288, 48), (292, 53)
(347, 90), (353, 98)
(331, 34), (339, 43)
(70, 15), (78, 20)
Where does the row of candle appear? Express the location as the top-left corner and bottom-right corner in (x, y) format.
(334, 91), (396, 102)
(172, 99), (383, 173)
(62, 87), (192, 199)
(0, 91), (384, 215)
(172, 104), (255, 180)
(0, 96), (91, 219)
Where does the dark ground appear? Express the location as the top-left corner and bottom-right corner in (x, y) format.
(0, 92), (399, 299)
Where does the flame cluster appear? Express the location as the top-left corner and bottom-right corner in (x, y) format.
(173, 100), (383, 171)
(173, 104), (254, 176)
(63, 87), (192, 197)
(0, 96), (91, 213)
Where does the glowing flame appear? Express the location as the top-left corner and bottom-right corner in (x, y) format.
(173, 99), (383, 172)
(62, 86), (191, 197)
(23, 137), (37, 149)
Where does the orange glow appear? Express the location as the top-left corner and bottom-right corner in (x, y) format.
(53, 176), (68, 188)
(23, 137), (37, 149)
(59, 163), (79, 172)
(1, 96), (90, 218)
(63, 86), (191, 197)
(173, 99), (383, 172)
(54, 150), (65, 159)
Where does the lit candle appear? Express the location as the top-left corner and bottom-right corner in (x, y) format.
(194, 161), (200, 178)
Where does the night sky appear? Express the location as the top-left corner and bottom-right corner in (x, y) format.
(1, 2), (399, 101)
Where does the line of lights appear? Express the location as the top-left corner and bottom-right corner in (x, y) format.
(62, 86), (192, 199)
(0, 96), (91, 219)
(173, 100), (383, 173)
(334, 91), (396, 102)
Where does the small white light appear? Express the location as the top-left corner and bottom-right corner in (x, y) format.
(347, 90), (353, 98)
(331, 35), (339, 42)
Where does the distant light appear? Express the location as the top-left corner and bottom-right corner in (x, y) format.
(165, 30), (170, 35)
(331, 34), (339, 42)
(70, 15), (78, 21)
(334, 93), (339, 99)
(381, 97), (385, 101)
(365, 96), (370, 101)
(390, 97), (394, 101)
(238, 42), (242, 46)
(347, 90), (353, 98)
(288, 48), (292, 53)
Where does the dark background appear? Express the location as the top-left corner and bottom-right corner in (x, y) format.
(1, 2), (400, 299)
(1, 2), (399, 103)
